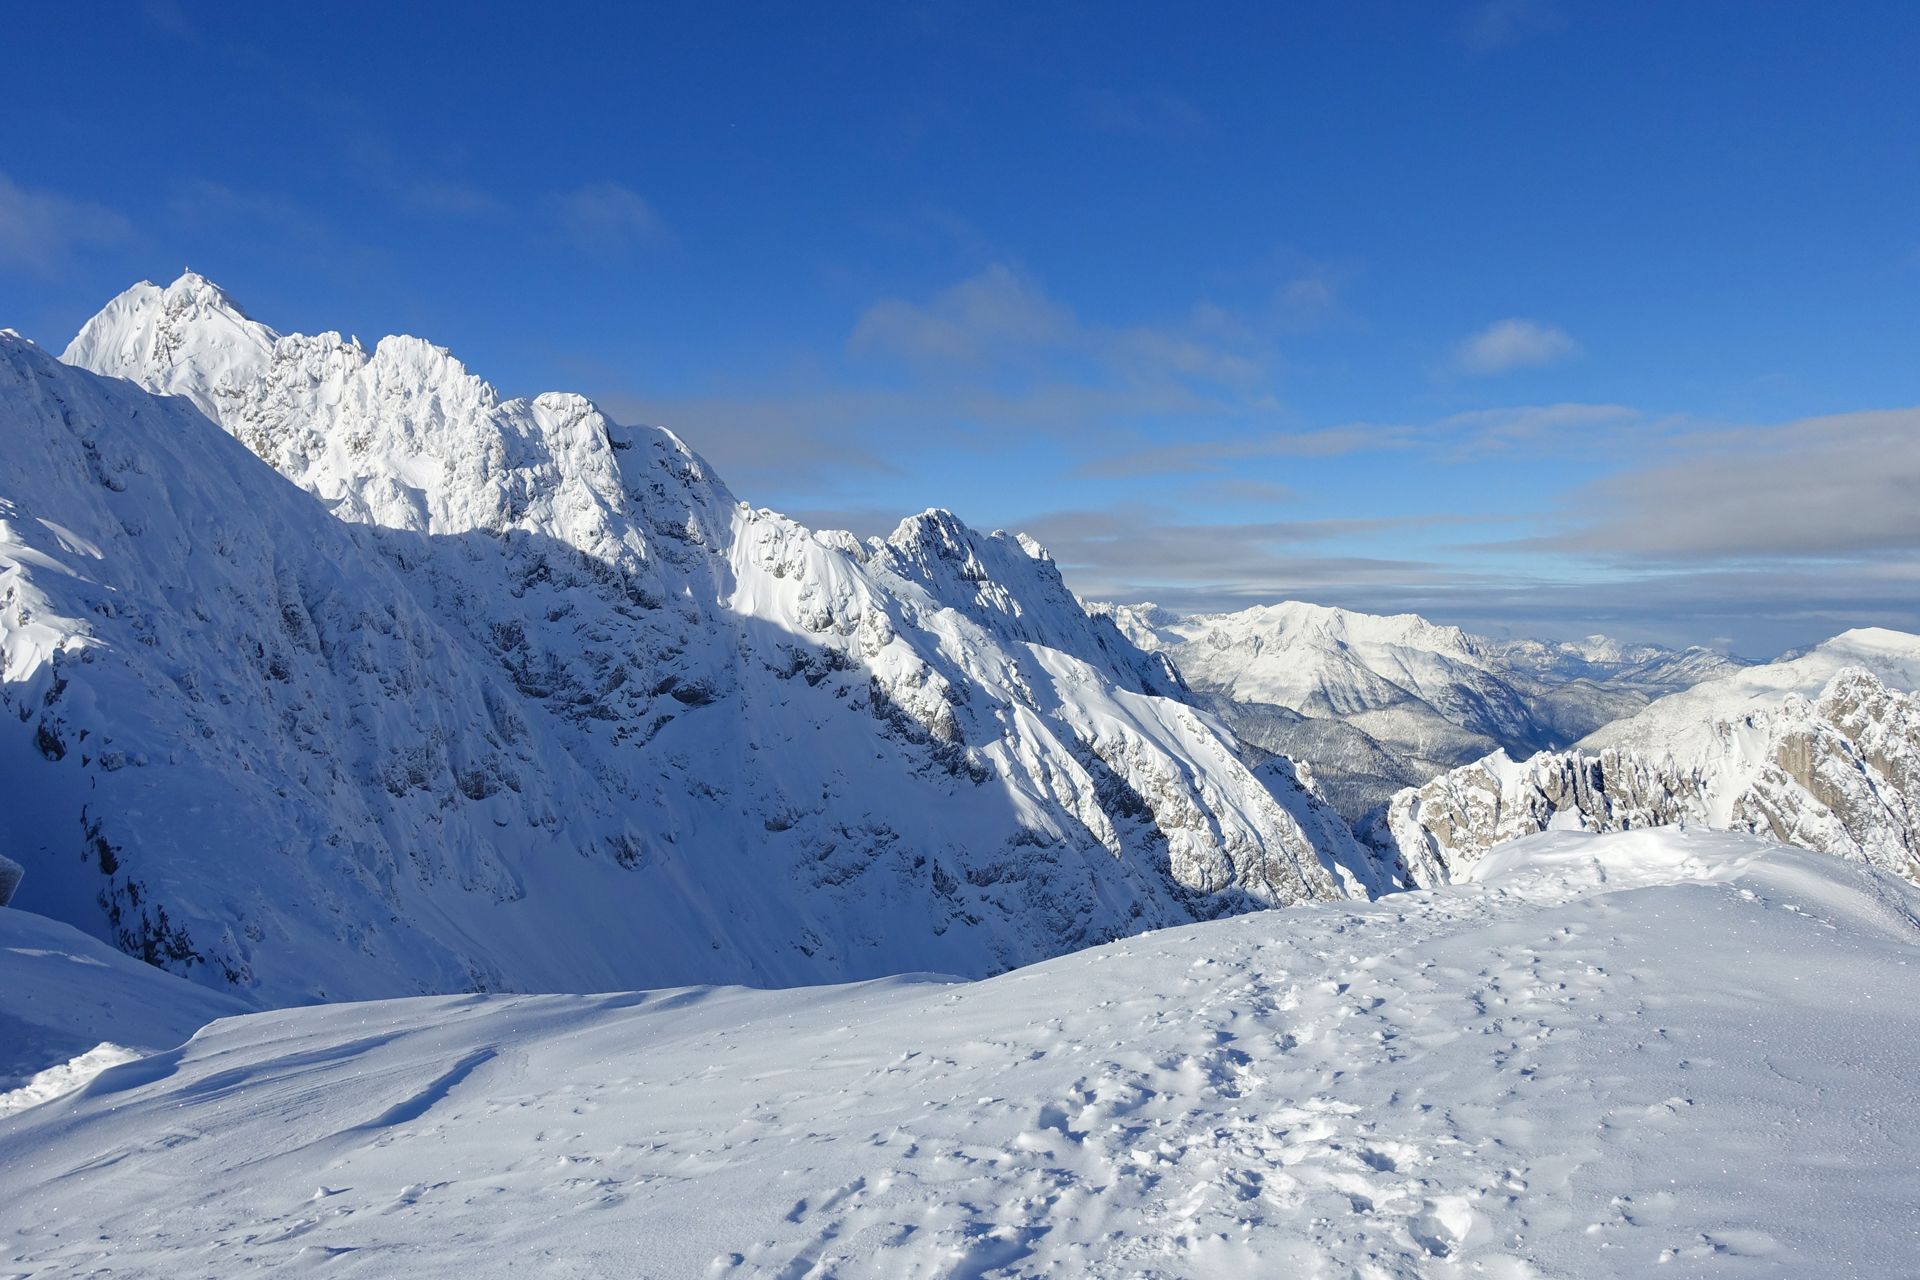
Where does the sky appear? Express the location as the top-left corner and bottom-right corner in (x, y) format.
(4, 0), (1917, 656)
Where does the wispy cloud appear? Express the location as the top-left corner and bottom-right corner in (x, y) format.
(1460, 0), (1565, 52)
(0, 171), (133, 274)
(550, 182), (671, 255)
(1176, 477), (1302, 507)
(141, 0), (192, 36)
(850, 265), (1073, 366)
(398, 178), (506, 220)
(1452, 317), (1580, 376)
(1031, 501), (1919, 655)
(335, 132), (507, 222)
(1079, 89), (1210, 139)
(1078, 423), (1417, 479)
(849, 263), (1272, 390)
(1437, 402), (1641, 456)
(597, 376), (1255, 494)
(167, 180), (337, 249)
(1271, 263), (1355, 332)
(1008, 504), (1498, 611)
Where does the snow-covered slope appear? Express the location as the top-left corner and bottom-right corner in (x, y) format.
(1374, 667), (1920, 887)
(1099, 599), (1741, 817)
(4, 827), (1916, 1277)
(4, 277), (1378, 1004)
(1580, 626), (1920, 761)
(0, 906), (247, 1115)
(1191, 691), (1427, 824)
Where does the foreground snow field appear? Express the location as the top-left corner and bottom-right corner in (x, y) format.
(3, 828), (1916, 1278)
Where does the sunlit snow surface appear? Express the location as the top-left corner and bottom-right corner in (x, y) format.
(4, 828), (1917, 1277)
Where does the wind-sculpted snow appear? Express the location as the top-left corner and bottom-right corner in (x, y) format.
(0, 906), (247, 1115)
(1099, 599), (1742, 819)
(5, 829), (1917, 1276)
(4, 276), (1377, 1003)
(1372, 668), (1920, 887)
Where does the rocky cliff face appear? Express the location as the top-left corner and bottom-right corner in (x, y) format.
(1370, 669), (1920, 887)
(2, 276), (1381, 1005)
(1729, 670), (1920, 876)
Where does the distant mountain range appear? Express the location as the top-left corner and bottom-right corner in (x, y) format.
(1095, 599), (1745, 819)
(1368, 631), (1920, 886)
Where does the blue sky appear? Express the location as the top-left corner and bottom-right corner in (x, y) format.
(5, 0), (1917, 654)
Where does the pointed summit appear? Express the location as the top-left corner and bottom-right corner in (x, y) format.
(63, 272), (279, 421)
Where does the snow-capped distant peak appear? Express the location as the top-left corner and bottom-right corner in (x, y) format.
(1231, 600), (1476, 654)
(1085, 597), (1747, 818)
(1581, 626), (1920, 761)
(63, 272), (279, 421)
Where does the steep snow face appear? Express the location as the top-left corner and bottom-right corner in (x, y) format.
(1580, 626), (1920, 762)
(5, 828), (1918, 1276)
(9, 278), (1379, 1003)
(1373, 668), (1920, 887)
(1096, 599), (1741, 819)
(2, 331), (643, 1002)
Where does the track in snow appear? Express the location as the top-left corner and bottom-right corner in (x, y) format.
(2, 828), (1917, 1278)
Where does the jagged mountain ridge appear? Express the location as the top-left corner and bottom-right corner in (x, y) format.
(1096, 599), (1743, 819)
(3, 275), (1383, 1005)
(1369, 660), (1920, 887)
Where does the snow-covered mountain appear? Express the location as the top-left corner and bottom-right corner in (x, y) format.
(7, 826), (1919, 1276)
(1579, 626), (1920, 760)
(1098, 599), (1742, 818)
(2, 275), (1382, 1006)
(1371, 660), (1920, 887)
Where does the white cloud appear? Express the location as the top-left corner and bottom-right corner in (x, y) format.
(551, 182), (669, 254)
(0, 171), (132, 274)
(1453, 317), (1580, 376)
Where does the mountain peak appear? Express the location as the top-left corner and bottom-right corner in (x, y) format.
(1824, 626), (1920, 654)
(64, 274), (279, 421)
(163, 270), (247, 313)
